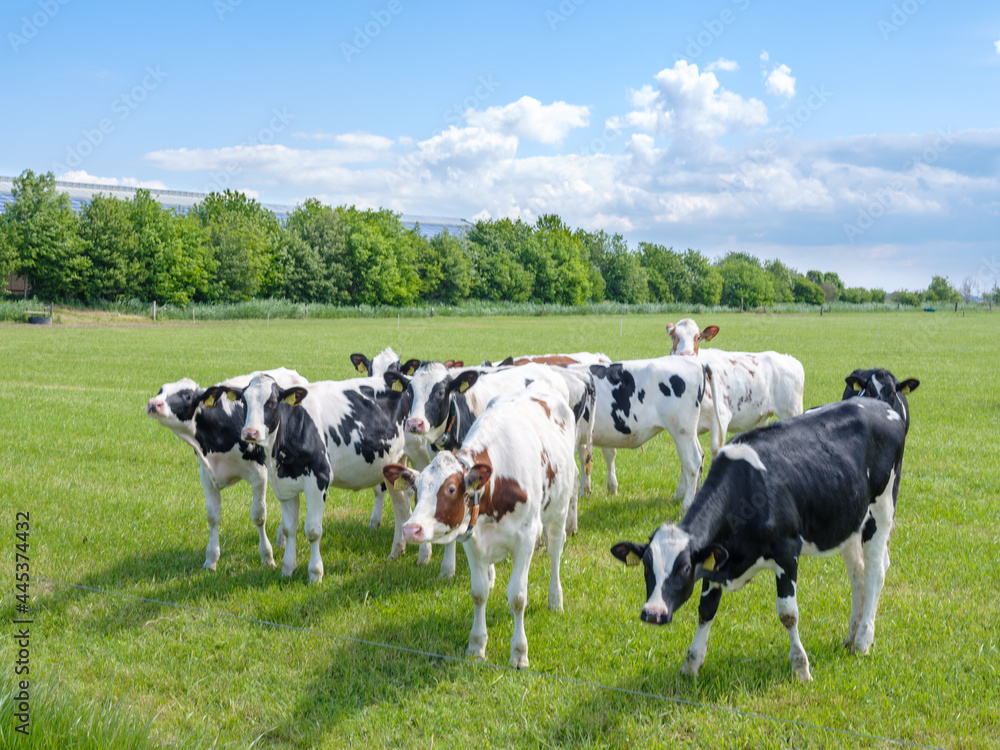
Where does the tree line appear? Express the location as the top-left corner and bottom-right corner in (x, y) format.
(1, 170), (986, 308)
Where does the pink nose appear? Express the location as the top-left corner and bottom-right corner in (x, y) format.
(406, 418), (426, 434)
(146, 399), (163, 415)
(403, 523), (423, 543)
(677, 351), (695, 357)
(242, 427), (261, 442)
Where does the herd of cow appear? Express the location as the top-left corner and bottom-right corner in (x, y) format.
(145, 318), (919, 682)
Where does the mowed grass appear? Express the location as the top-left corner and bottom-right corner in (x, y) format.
(1, 311), (997, 749)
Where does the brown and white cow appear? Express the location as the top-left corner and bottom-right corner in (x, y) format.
(383, 386), (578, 670)
(666, 318), (805, 454)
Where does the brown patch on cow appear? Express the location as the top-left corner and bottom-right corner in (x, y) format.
(530, 397), (551, 418)
(434, 472), (468, 528)
(729, 358), (737, 365)
(514, 355), (578, 366)
(460, 448), (527, 522)
(748, 369), (756, 378)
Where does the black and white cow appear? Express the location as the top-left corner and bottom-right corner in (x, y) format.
(146, 367), (307, 570)
(382, 386), (578, 669)
(204, 366), (416, 583)
(566, 357), (718, 510)
(611, 368), (919, 682)
(667, 318), (805, 455)
(387, 361), (582, 575)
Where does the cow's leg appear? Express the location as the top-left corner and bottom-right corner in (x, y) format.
(278, 495), (299, 577)
(439, 540), (457, 580)
(198, 466), (223, 571)
(303, 482), (326, 584)
(840, 532), (866, 648)
(546, 516), (567, 613)
(369, 481), (386, 530)
(464, 542), (491, 661)
(577, 432), (593, 499)
(602, 447), (618, 495)
(854, 470), (896, 655)
(507, 527), (537, 669)
(676, 435), (705, 513)
(386, 486), (411, 561)
(775, 558), (811, 682)
(682, 580), (721, 677)
(247, 467), (275, 569)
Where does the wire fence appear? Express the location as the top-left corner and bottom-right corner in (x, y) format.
(27, 574), (947, 749)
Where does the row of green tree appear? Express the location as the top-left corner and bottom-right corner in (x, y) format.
(1, 170), (986, 307)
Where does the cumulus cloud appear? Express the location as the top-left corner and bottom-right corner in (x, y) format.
(995, 38), (1000, 53)
(608, 61), (768, 150)
(464, 96), (590, 144)
(765, 63), (796, 98)
(705, 58), (739, 72)
(57, 170), (167, 189)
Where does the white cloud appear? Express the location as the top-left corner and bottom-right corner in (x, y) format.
(765, 63), (796, 98)
(464, 96), (589, 145)
(760, 50), (770, 64)
(57, 170), (168, 189)
(609, 61), (768, 151)
(705, 58), (739, 73)
(994, 38), (1000, 53)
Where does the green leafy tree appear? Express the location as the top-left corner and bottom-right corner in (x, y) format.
(869, 288), (887, 303)
(527, 215), (591, 305)
(466, 218), (535, 302)
(822, 271), (845, 300)
(639, 243), (690, 303)
(764, 259), (797, 303)
(283, 199), (352, 303)
(340, 207), (421, 305)
(417, 230), (471, 305)
(793, 276), (826, 305)
(1, 170), (88, 300)
(716, 252), (776, 308)
(891, 290), (922, 306)
(683, 249), (723, 306)
(923, 275), (960, 304)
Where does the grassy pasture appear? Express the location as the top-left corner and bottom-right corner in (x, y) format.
(1, 311), (997, 749)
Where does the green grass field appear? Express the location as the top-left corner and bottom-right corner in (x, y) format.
(1, 311), (997, 749)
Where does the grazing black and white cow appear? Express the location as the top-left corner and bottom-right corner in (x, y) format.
(382, 386), (578, 669)
(203, 365), (416, 583)
(387, 361), (583, 573)
(611, 368), (919, 682)
(146, 368), (307, 571)
(566, 357), (717, 510)
(666, 318), (805, 455)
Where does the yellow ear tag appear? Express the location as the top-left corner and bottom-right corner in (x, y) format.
(283, 393), (299, 406)
(357, 362), (366, 374)
(625, 551), (641, 567)
(405, 366), (416, 375)
(203, 394), (216, 408)
(225, 390), (238, 402)
(853, 382), (863, 392)
(702, 553), (716, 571)
(900, 385), (911, 395)
(458, 381), (470, 393)
(393, 477), (409, 491)
(391, 380), (403, 393)
(468, 477), (479, 490)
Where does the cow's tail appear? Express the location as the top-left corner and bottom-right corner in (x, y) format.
(703, 363), (723, 456)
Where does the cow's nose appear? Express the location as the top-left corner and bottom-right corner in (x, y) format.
(640, 607), (672, 625)
(406, 418), (426, 434)
(403, 524), (423, 542)
(146, 399), (162, 415)
(242, 427), (261, 442)
(677, 351), (695, 357)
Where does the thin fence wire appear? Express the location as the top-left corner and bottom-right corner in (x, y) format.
(31, 575), (946, 750)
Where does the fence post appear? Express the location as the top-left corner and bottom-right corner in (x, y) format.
(152, 300), (157, 321)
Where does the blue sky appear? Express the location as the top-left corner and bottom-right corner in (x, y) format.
(3, 0), (999, 291)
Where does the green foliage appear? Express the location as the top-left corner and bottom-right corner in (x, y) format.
(639, 243), (689, 303)
(892, 289), (922, 306)
(716, 251), (776, 308)
(793, 276), (826, 305)
(528, 215), (592, 305)
(683, 249), (723, 306)
(764, 259), (797, 303)
(283, 198), (352, 304)
(466, 218), (535, 302)
(417, 230), (472, 305)
(923, 275), (960, 304)
(340, 207), (422, 305)
(869, 287), (887, 303)
(585, 231), (648, 305)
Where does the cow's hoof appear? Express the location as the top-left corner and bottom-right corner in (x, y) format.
(510, 648), (529, 670)
(280, 563), (295, 578)
(466, 645), (486, 661)
(439, 569), (456, 581)
(262, 557), (277, 570)
(680, 655), (701, 678)
(203, 560), (218, 572)
(794, 666), (813, 683)
(387, 547), (405, 561)
(308, 568), (323, 584)
(368, 519), (380, 531)
(548, 592), (563, 613)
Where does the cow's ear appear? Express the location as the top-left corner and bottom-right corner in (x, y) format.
(443, 360), (465, 369)
(700, 325), (719, 342)
(845, 373), (866, 393)
(200, 386), (231, 408)
(499, 356), (514, 367)
(666, 322), (676, 335)
(464, 463), (492, 492)
(693, 544), (729, 572)
(384, 371), (409, 393)
(382, 463), (417, 491)
(350, 353), (371, 375)
(610, 541), (647, 567)
(447, 370), (479, 395)
(481, 360), (493, 367)
(280, 387), (308, 407)
(897, 378), (919, 395)
(401, 359), (421, 376)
